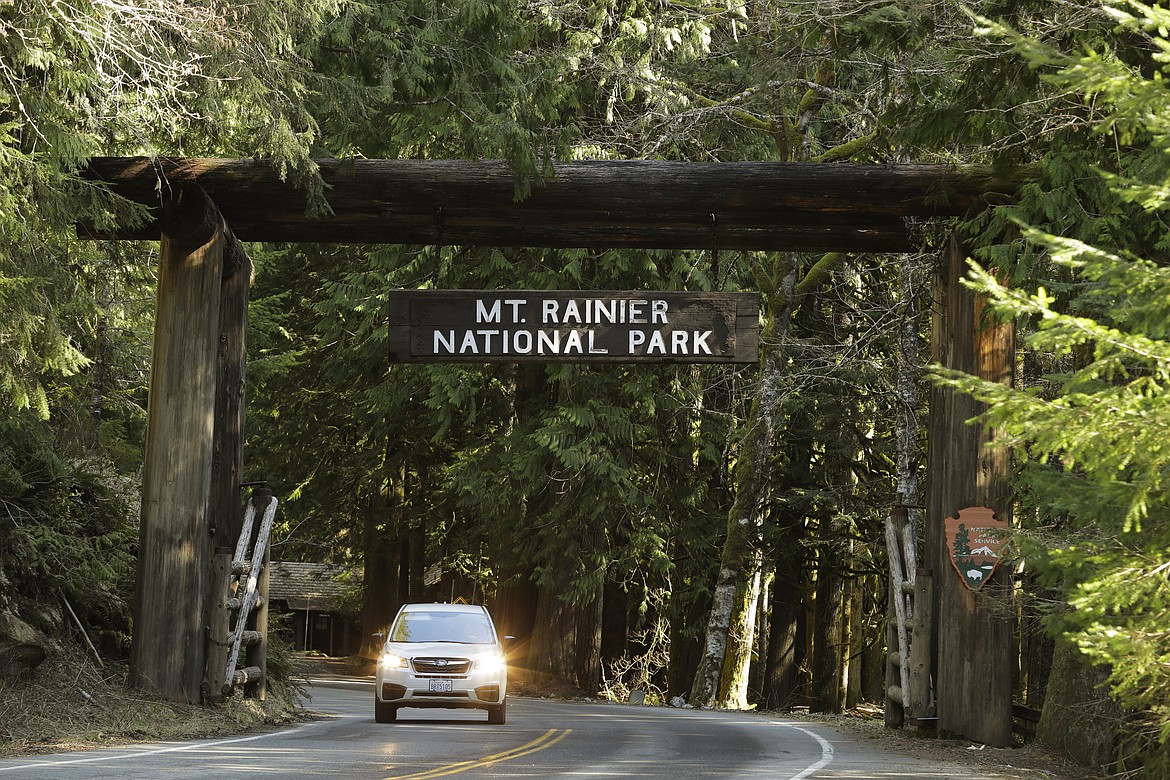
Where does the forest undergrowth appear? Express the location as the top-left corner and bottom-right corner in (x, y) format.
(0, 645), (311, 758)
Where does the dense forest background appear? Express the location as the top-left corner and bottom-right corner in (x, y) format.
(3, 1), (1170, 776)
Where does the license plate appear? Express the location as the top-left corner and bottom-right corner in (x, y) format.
(428, 678), (454, 693)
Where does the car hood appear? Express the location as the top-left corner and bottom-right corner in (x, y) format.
(384, 641), (499, 658)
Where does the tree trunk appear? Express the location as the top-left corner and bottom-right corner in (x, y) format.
(576, 580), (604, 697)
(895, 253), (925, 529)
(89, 315), (107, 446)
(528, 584), (603, 695)
(893, 252), (928, 721)
(491, 570), (538, 685)
(360, 473), (402, 655)
(749, 569), (773, 705)
(690, 257), (798, 709)
(811, 531), (845, 713)
(718, 556), (763, 708)
(667, 535), (711, 701)
(600, 580), (628, 665)
(1036, 639), (1122, 770)
(687, 454), (767, 708)
(408, 522), (426, 602)
(844, 557), (863, 708)
(763, 542), (804, 709)
(861, 583), (886, 703)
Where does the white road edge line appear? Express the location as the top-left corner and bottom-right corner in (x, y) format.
(776, 723), (835, 780)
(0, 717), (352, 772)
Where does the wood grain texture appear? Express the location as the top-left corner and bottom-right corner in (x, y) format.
(925, 235), (1015, 747)
(128, 191), (224, 703)
(81, 157), (1029, 251)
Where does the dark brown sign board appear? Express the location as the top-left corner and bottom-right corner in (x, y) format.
(387, 290), (760, 363)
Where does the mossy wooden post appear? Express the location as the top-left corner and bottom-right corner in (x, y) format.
(129, 185), (224, 703)
(925, 236), (1014, 746)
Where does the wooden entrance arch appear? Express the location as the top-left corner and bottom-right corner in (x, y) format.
(82, 157), (1022, 744)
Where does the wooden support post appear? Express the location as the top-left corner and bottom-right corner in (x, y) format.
(209, 237), (251, 548)
(129, 185), (224, 703)
(204, 228), (250, 705)
(204, 551), (233, 703)
(884, 578), (904, 728)
(909, 569), (935, 726)
(926, 235), (1014, 746)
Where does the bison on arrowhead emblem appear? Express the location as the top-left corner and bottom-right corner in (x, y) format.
(945, 506), (1009, 592)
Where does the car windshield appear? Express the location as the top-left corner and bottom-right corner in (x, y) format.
(390, 610), (495, 644)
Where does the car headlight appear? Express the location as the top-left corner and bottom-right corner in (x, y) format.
(380, 652), (409, 670)
(476, 653), (507, 674)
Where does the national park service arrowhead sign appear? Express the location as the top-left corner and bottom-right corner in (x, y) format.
(945, 506), (1009, 592)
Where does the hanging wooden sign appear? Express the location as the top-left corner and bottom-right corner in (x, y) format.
(945, 506), (1010, 592)
(387, 290), (759, 364)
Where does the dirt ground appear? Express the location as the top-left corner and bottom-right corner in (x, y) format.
(796, 709), (1105, 780)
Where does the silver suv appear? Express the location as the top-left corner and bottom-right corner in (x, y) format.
(374, 603), (508, 724)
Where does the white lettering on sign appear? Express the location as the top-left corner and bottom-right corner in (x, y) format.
(539, 299), (670, 325)
(393, 290), (757, 363)
(626, 330), (713, 356)
(432, 329), (716, 357)
(476, 299), (500, 323)
(477, 298), (527, 324)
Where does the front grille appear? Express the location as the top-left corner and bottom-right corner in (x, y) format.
(415, 690), (470, 698)
(412, 657), (471, 675)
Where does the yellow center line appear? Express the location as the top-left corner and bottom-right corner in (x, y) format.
(384, 728), (572, 780)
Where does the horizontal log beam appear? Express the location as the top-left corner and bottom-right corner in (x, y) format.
(225, 595), (264, 612)
(229, 666), (263, 690)
(80, 157), (1030, 252)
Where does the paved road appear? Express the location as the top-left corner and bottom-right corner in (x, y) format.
(0, 678), (1041, 779)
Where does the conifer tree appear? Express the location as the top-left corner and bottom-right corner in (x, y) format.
(936, 3), (1170, 769)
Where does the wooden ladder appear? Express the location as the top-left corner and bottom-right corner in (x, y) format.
(205, 490), (277, 702)
(884, 505), (935, 727)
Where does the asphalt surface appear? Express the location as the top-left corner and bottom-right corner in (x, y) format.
(0, 678), (1052, 779)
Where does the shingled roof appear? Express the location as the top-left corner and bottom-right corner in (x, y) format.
(267, 561), (356, 612)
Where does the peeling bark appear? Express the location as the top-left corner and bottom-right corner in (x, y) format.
(718, 552), (763, 708)
(689, 256), (798, 708)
